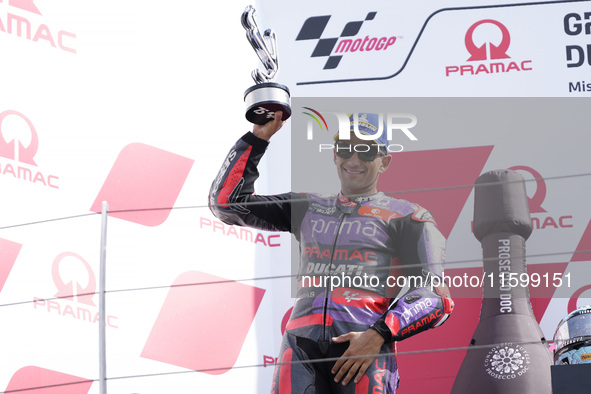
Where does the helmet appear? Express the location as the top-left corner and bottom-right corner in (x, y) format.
(553, 305), (591, 365)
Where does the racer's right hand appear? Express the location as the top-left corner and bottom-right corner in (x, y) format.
(253, 110), (286, 141)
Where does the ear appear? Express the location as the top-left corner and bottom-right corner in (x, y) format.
(378, 154), (392, 174)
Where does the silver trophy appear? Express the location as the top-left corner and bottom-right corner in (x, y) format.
(242, 5), (291, 125)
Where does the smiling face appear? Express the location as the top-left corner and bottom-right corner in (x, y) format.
(333, 134), (392, 197)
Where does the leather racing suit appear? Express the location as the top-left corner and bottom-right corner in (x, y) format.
(209, 132), (454, 393)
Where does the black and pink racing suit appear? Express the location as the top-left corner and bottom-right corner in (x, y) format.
(209, 132), (454, 394)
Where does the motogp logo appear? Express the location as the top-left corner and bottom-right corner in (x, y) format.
(296, 12), (397, 70)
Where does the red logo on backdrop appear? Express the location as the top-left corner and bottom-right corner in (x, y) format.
(52, 252), (96, 306)
(509, 165), (574, 230)
(6, 366), (92, 394)
(142, 271), (265, 374)
(569, 284), (591, 313)
(0, 110), (59, 188)
(0, 238), (22, 292)
(465, 19), (511, 61)
(199, 216), (282, 248)
(510, 165), (546, 213)
(0, 0), (77, 53)
(90, 143), (194, 227)
(445, 19), (533, 77)
(0, 110), (38, 165)
(34, 252), (118, 327)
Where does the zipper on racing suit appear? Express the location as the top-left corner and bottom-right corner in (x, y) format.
(319, 210), (347, 355)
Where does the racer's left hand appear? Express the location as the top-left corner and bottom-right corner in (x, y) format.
(331, 329), (385, 386)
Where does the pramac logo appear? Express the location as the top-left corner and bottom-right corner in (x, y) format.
(0, 110), (38, 165)
(52, 252), (96, 306)
(465, 19), (511, 61)
(33, 252), (118, 328)
(0, 110), (59, 188)
(446, 19), (532, 77)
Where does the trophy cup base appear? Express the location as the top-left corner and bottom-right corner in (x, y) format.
(244, 82), (291, 125)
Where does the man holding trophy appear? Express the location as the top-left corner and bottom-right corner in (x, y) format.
(209, 6), (453, 393)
